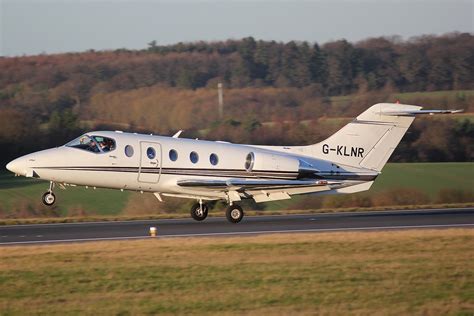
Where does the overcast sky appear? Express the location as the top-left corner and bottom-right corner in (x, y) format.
(1, 0), (473, 56)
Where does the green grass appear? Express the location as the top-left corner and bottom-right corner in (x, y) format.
(1, 230), (473, 315)
(0, 172), (130, 217)
(261, 162), (474, 211)
(373, 162), (474, 199)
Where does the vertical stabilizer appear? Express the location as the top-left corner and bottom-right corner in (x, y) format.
(309, 103), (421, 171)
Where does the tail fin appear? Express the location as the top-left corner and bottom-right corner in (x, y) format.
(310, 103), (421, 172)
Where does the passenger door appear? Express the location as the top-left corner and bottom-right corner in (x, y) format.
(138, 142), (162, 183)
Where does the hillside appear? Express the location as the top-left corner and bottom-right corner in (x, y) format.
(0, 34), (473, 164)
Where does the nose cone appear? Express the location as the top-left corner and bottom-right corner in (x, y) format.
(6, 157), (27, 176)
(6, 161), (14, 172)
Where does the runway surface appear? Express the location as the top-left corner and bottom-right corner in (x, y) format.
(1, 207), (473, 245)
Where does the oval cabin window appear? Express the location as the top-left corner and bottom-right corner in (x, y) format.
(190, 151), (199, 164)
(147, 147), (156, 159)
(169, 149), (178, 161)
(210, 153), (219, 166)
(124, 145), (134, 157)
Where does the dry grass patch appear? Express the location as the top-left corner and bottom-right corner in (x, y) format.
(1, 230), (473, 315)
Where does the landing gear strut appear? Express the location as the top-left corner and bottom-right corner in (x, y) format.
(190, 201), (208, 221)
(42, 181), (56, 206)
(189, 200), (245, 224)
(226, 204), (244, 223)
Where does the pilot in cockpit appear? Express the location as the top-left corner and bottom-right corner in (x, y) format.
(67, 135), (115, 153)
(88, 139), (100, 153)
(107, 139), (115, 151)
(99, 140), (109, 152)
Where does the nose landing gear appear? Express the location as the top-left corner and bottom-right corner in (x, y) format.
(42, 181), (56, 206)
(190, 201), (209, 221)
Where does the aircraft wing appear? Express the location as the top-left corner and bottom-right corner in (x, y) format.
(177, 178), (337, 190)
(176, 178), (341, 202)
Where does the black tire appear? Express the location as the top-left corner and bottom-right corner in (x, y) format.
(42, 192), (56, 206)
(226, 205), (244, 223)
(190, 203), (208, 221)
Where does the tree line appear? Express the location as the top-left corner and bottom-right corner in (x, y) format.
(1, 33), (473, 101)
(0, 33), (473, 165)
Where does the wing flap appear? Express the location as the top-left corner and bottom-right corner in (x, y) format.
(177, 178), (340, 203)
(177, 178), (338, 203)
(253, 191), (291, 203)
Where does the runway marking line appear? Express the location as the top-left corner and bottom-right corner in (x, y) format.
(1, 207), (471, 228)
(1, 223), (474, 245)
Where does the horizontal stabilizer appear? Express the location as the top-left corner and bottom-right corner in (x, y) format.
(379, 109), (463, 116)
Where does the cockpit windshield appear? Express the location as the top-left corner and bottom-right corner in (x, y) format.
(65, 135), (116, 153)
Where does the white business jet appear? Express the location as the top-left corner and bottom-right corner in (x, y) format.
(6, 103), (461, 223)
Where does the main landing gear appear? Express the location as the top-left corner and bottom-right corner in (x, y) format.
(42, 181), (56, 206)
(190, 200), (245, 224)
(226, 204), (244, 223)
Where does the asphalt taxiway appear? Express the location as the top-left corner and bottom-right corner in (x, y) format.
(1, 208), (473, 245)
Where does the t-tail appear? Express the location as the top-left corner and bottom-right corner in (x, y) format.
(309, 103), (462, 172)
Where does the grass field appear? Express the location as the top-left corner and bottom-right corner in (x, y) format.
(373, 163), (474, 199)
(246, 162), (474, 211)
(0, 162), (473, 219)
(0, 229), (473, 315)
(0, 173), (130, 217)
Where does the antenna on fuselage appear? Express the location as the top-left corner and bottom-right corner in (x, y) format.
(172, 130), (183, 138)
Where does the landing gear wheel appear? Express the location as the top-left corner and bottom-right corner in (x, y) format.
(226, 205), (244, 223)
(190, 203), (208, 221)
(42, 192), (56, 206)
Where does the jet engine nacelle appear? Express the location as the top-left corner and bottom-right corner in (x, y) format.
(245, 151), (300, 172)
